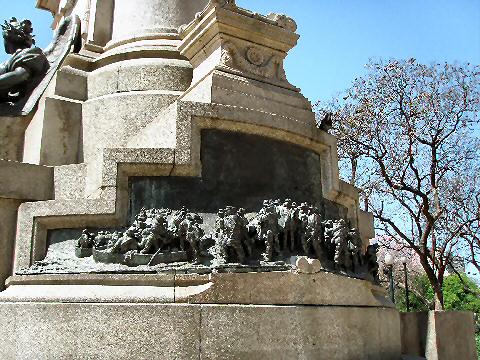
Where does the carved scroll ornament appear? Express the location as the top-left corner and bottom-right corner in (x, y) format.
(219, 41), (287, 82)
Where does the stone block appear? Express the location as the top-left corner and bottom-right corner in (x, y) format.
(200, 305), (401, 360)
(87, 0), (114, 47)
(55, 66), (88, 101)
(401, 312), (428, 357)
(0, 295), (401, 360)
(0, 302), (200, 360)
(401, 311), (477, 360)
(39, 96), (83, 166)
(426, 311), (478, 360)
(0, 160), (53, 200)
(0, 116), (29, 161)
(53, 164), (86, 200)
(176, 271), (393, 308)
(109, 0), (209, 46)
(358, 209), (375, 244)
(0, 199), (21, 291)
(82, 92), (179, 163)
(116, 58), (192, 94)
(87, 58), (192, 99)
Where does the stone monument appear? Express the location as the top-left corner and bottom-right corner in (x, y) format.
(0, 1), (402, 359)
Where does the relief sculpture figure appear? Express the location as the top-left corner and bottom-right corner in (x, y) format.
(71, 199), (379, 283)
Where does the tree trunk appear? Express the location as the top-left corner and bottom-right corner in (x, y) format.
(350, 157), (357, 186)
(433, 284), (445, 310)
(422, 264), (445, 310)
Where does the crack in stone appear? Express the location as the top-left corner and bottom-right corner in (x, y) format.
(168, 149), (176, 177)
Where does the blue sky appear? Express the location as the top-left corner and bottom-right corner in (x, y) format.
(2, 0), (479, 103)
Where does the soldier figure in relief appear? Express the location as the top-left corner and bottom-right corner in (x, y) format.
(77, 229), (94, 249)
(348, 227), (364, 271)
(169, 207), (189, 250)
(331, 219), (351, 270)
(258, 200), (281, 262)
(306, 206), (324, 259)
(109, 227), (138, 254)
(138, 211), (170, 254)
(222, 206), (247, 263)
(296, 203), (310, 255)
(277, 199), (296, 252)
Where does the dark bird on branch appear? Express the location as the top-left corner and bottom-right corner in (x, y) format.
(319, 112), (333, 132)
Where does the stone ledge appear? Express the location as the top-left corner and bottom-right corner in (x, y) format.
(4, 271), (393, 308)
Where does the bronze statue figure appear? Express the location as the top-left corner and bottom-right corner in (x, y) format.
(0, 15), (80, 116)
(0, 18), (49, 103)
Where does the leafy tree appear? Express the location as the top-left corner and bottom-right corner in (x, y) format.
(442, 274), (480, 313)
(317, 59), (480, 309)
(394, 273), (480, 314)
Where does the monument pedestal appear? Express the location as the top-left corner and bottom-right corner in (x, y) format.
(0, 1), (401, 359)
(0, 272), (401, 360)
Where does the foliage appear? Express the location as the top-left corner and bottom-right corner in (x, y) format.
(394, 271), (434, 312)
(316, 59), (480, 309)
(443, 274), (480, 313)
(392, 272), (480, 314)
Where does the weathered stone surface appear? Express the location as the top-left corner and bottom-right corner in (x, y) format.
(39, 96), (83, 166)
(110, 0), (209, 44)
(6, 273), (177, 287)
(55, 66), (88, 101)
(402, 311), (478, 360)
(87, 58), (192, 99)
(4, 271), (392, 308)
(0, 160), (53, 200)
(0, 302), (201, 360)
(0, 284), (175, 303)
(53, 163), (86, 200)
(82, 92), (179, 163)
(85, 0), (114, 47)
(0, 116), (29, 161)
(0, 298), (401, 360)
(0, 199), (21, 290)
(401, 312), (428, 357)
(199, 305), (401, 360)
(428, 311), (477, 360)
(176, 271), (392, 307)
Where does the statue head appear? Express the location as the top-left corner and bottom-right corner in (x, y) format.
(2, 17), (35, 54)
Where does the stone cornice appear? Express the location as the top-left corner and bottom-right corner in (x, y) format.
(180, 4), (299, 59)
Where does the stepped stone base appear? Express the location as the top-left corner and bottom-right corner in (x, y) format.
(0, 301), (400, 360)
(0, 272), (401, 359)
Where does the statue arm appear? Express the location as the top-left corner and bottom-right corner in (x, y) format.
(0, 67), (31, 91)
(0, 61), (7, 75)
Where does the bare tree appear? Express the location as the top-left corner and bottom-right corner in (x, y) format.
(316, 59), (480, 309)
